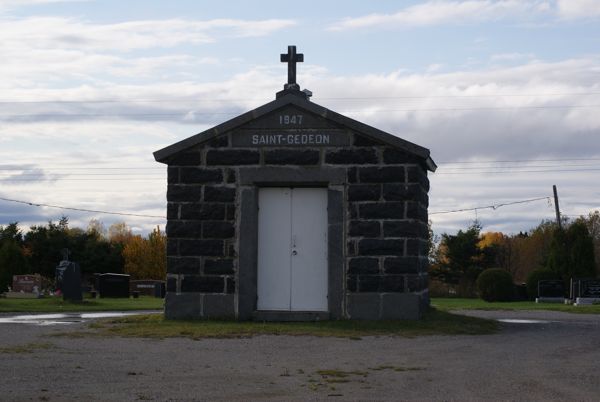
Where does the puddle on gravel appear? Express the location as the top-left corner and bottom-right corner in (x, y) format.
(0, 311), (159, 326)
(497, 319), (551, 324)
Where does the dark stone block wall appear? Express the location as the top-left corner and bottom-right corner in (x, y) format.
(164, 123), (429, 320)
(165, 142), (238, 318)
(336, 135), (430, 319)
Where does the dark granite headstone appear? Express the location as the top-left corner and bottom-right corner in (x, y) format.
(154, 281), (166, 298)
(55, 260), (83, 302)
(96, 273), (130, 298)
(513, 283), (528, 301)
(580, 279), (600, 298)
(538, 280), (565, 298)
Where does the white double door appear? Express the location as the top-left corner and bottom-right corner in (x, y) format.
(257, 187), (328, 312)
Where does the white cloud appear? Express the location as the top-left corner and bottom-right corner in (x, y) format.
(0, 49), (219, 84)
(295, 57), (600, 165)
(328, 1), (551, 31)
(0, 16), (296, 52)
(426, 63), (444, 72)
(3, 56), (600, 157)
(490, 52), (535, 61)
(0, 0), (79, 4)
(0, 15), (294, 85)
(0, 120), (177, 142)
(557, 0), (600, 19)
(0, 0), (84, 9)
(2, 55), (600, 235)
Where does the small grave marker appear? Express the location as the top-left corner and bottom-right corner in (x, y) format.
(130, 280), (166, 298)
(536, 280), (565, 303)
(5, 274), (43, 299)
(12, 274), (42, 293)
(96, 273), (130, 298)
(573, 278), (600, 306)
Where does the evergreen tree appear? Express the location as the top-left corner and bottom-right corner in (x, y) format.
(0, 222), (29, 291)
(24, 217), (71, 278)
(546, 227), (570, 276)
(546, 220), (596, 279)
(567, 220), (596, 278)
(0, 240), (29, 291)
(429, 222), (484, 295)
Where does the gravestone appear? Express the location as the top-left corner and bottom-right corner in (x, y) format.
(96, 273), (130, 298)
(130, 280), (166, 298)
(536, 280), (565, 303)
(12, 274), (42, 293)
(5, 274), (43, 299)
(574, 278), (600, 306)
(55, 249), (83, 302)
(513, 283), (528, 301)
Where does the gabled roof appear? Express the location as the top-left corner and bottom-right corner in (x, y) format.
(154, 91), (436, 171)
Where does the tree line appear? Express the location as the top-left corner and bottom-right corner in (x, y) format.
(0, 217), (166, 291)
(429, 211), (599, 298)
(3, 211), (598, 297)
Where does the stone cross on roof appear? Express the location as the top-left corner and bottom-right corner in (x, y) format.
(280, 45), (303, 90)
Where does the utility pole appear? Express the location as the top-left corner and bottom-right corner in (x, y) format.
(553, 185), (562, 229)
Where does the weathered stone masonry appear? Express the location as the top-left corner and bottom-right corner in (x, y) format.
(156, 92), (435, 320)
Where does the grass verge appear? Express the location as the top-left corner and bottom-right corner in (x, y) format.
(84, 308), (498, 339)
(432, 297), (600, 314)
(0, 295), (163, 313)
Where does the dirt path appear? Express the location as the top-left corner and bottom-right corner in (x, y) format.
(1, 311), (599, 401)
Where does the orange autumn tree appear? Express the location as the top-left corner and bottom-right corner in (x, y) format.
(478, 232), (505, 249)
(122, 226), (166, 280)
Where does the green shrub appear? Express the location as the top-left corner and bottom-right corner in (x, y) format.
(476, 268), (514, 302)
(526, 268), (560, 299)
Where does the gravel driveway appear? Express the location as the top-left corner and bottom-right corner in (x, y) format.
(1, 310), (599, 401)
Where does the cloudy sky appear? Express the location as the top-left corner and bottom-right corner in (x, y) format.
(1, 0), (599, 236)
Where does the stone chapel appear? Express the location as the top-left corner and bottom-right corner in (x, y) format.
(154, 46), (436, 320)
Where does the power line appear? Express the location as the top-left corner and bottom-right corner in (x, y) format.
(0, 196), (165, 219)
(0, 174), (164, 177)
(429, 196), (550, 215)
(438, 157), (600, 164)
(3, 168), (600, 181)
(2, 158), (599, 171)
(3, 194), (551, 218)
(0, 167), (163, 171)
(1, 179), (164, 182)
(17, 166), (600, 175)
(1, 104), (599, 120)
(439, 163), (600, 170)
(1, 92), (599, 104)
(434, 168), (600, 175)
(321, 93), (600, 100)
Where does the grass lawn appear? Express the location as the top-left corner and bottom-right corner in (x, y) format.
(85, 308), (498, 339)
(0, 295), (163, 313)
(432, 297), (600, 314)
